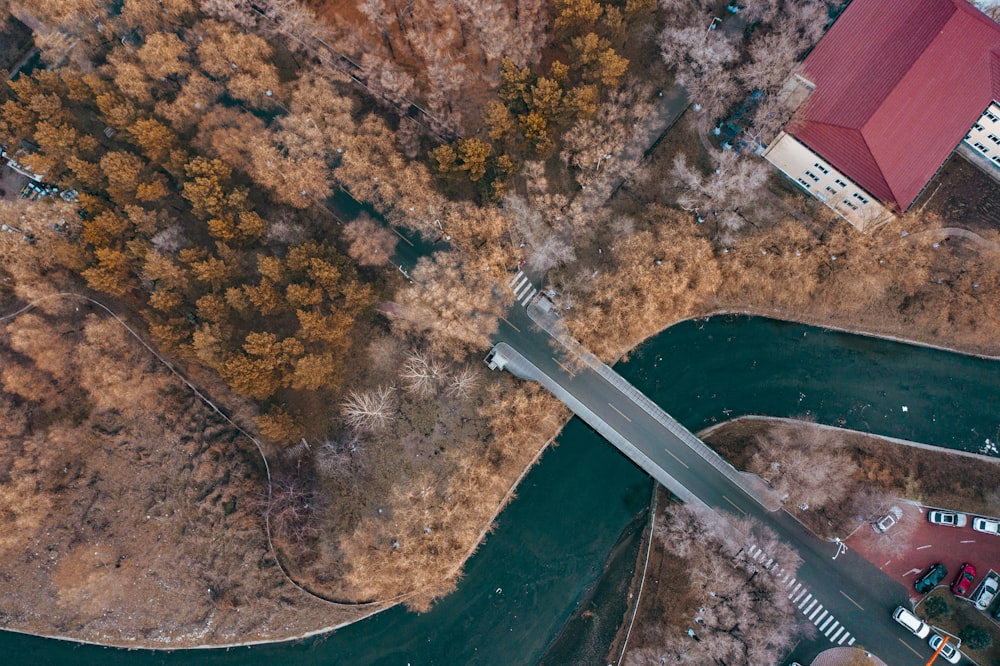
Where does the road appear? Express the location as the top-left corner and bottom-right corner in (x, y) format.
(490, 302), (944, 665)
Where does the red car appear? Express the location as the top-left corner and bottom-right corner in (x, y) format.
(951, 562), (977, 596)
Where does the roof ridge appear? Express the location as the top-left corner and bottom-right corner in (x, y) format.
(855, 125), (897, 205)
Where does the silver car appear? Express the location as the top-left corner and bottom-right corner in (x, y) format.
(927, 510), (967, 528)
(972, 516), (1000, 536)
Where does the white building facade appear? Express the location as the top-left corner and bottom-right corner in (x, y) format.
(963, 101), (1000, 167)
(762, 132), (892, 230)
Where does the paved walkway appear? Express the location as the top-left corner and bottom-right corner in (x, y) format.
(810, 646), (888, 666)
(847, 503), (1000, 604)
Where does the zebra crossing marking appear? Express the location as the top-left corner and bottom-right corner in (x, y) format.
(507, 271), (539, 308)
(749, 543), (854, 647)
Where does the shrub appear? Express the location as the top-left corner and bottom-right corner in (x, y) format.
(959, 625), (992, 651)
(923, 596), (950, 620)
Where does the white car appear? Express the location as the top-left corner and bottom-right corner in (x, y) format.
(893, 606), (930, 638)
(927, 510), (967, 528)
(874, 506), (903, 533)
(973, 576), (998, 610)
(972, 516), (1000, 536)
(929, 634), (962, 664)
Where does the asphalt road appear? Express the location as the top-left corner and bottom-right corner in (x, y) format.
(492, 304), (944, 666)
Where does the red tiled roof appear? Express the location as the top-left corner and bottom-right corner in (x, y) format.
(788, 0), (1000, 211)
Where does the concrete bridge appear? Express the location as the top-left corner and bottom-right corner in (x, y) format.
(486, 301), (781, 514)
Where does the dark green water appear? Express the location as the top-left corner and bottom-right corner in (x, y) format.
(3, 316), (998, 664)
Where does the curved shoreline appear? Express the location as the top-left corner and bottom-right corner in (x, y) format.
(699, 416), (1000, 462)
(2, 298), (997, 650)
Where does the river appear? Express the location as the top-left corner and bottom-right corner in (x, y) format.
(4, 316), (998, 664)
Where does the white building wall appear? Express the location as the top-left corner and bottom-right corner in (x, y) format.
(963, 101), (1000, 167)
(762, 132), (892, 230)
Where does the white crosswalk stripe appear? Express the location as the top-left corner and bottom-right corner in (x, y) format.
(838, 632), (851, 645)
(818, 616), (833, 632)
(825, 621), (840, 637)
(830, 626), (845, 642)
(803, 599), (817, 614)
(797, 593), (813, 609)
(789, 582), (802, 596)
(813, 609), (828, 625)
(848, 637), (855, 646)
(807, 603), (822, 621)
(507, 271), (539, 309)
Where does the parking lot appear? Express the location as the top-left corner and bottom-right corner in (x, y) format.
(847, 503), (1000, 661)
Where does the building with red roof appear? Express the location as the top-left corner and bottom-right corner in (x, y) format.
(763, 0), (1000, 229)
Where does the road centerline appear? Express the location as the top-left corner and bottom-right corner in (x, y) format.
(721, 495), (747, 515)
(552, 357), (576, 378)
(500, 317), (520, 333)
(898, 638), (922, 658)
(839, 590), (864, 611)
(663, 448), (689, 469)
(608, 403), (632, 422)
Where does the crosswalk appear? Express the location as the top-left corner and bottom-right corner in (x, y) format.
(507, 270), (538, 308)
(745, 543), (856, 647)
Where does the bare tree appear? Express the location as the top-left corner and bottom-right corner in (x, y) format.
(315, 430), (363, 479)
(748, 421), (858, 510)
(267, 473), (321, 545)
(445, 365), (481, 400)
(630, 503), (802, 666)
(400, 351), (444, 397)
(341, 385), (396, 430)
(671, 150), (770, 241)
(341, 214), (397, 266)
(658, 20), (739, 118)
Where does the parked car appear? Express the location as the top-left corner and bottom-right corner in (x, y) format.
(972, 574), (998, 610)
(951, 563), (977, 596)
(915, 563), (948, 593)
(929, 634), (962, 664)
(893, 606), (931, 638)
(927, 510), (968, 528)
(873, 506), (902, 532)
(972, 516), (1000, 536)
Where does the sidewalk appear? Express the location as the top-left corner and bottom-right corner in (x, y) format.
(810, 646), (888, 666)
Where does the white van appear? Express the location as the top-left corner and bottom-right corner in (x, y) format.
(893, 606), (930, 638)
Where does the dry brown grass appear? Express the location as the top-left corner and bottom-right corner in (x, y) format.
(565, 205), (1000, 362)
(703, 418), (1000, 537)
(0, 307), (368, 646)
(280, 368), (569, 608)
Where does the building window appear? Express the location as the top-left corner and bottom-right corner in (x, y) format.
(973, 123), (985, 131)
(852, 192), (870, 205)
(974, 141), (990, 154)
(989, 134), (1000, 145)
(842, 199), (859, 211)
(992, 155), (1000, 165)
(804, 170), (820, 182)
(796, 178), (812, 189)
(987, 111), (999, 123)
(825, 186), (837, 195)
(812, 162), (830, 175)
(834, 178), (847, 188)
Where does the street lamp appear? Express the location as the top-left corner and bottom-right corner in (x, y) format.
(708, 17), (722, 31)
(595, 153), (612, 171)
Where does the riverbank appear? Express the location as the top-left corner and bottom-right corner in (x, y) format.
(612, 415), (1000, 664)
